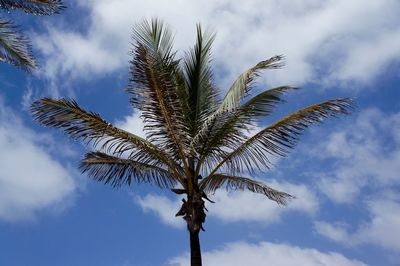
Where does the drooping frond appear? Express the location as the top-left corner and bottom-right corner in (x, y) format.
(191, 56), (285, 149)
(198, 86), (297, 152)
(182, 24), (217, 136)
(193, 86), (297, 173)
(127, 19), (190, 166)
(207, 98), (353, 175)
(219, 55), (285, 113)
(30, 98), (181, 176)
(238, 86), (297, 117)
(199, 174), (293, 205)
(0, 0), (65, 15)
(0, 18), (36, 71)
(80, 152), (177, 188)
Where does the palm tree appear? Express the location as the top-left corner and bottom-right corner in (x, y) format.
(0, 0), (65, 71)
(31, 19), (352, 266)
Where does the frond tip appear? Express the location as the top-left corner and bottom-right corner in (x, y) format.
(219, 55), (285, 113)
(209, 98), (353, 174)
(0, 0), (65, 15)
(200, 174), (293, 205)
(30, 98), (177, 169)
(128, 18), (191, 162)
(80, 152), (177, 188)
(0, 19), (37, 71)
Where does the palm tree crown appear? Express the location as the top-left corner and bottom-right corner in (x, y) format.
(31, 19), (352, 266)
(0, 0), (65, 71)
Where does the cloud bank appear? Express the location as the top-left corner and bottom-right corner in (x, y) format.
(169, 241), (367, 266)
(314, 108), (400, 204)
(310, 108), (400, 253)
(34, 0), (400, 92)
(0, 99), (76, 221)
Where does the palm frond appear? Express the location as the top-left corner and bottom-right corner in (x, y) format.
(0, 18), (36, 71)
(131, 18), (174, 62)
(239, 86), (297, 117)
(207, 98), (353, 175)
(30, 98), (181, 175)
(199, 174), (293, 205)
(80, 152), (177, 188)
(219, 55), (285, 113)
(182, 24), (218, 136)
(191, 56), (285, 150)
(193, 86), (297, 174)
(127, 19), (190, 166)
(0, 0), (65, 15)
(193, 111), (246, 173)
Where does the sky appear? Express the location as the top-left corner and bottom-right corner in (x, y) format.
(1, 0), (400, 265)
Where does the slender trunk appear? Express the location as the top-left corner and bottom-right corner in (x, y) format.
(190, 230), (202, 266)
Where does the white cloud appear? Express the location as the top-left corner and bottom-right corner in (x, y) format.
(332, 29), (400, 83)
(168, 241), (367, 266)
(34, 0), (400, 92)
(308, 107), (400, 256)
(315, 196), (400, 252)
(115, 111), (146, 138)
(135, 179), (318, 228)
(35, 27), (122, 81)
(135, 194), (185, 229)
(314, 221), (352, 244)
(314, 108), (400, 204)
(358, 197), (400, 251)
(209, 180), (318, 223)
(0, 99), (76, 221)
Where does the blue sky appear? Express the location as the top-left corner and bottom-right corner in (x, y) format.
(1, 1), (400, 265)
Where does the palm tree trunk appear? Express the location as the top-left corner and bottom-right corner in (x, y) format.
(190, 230), (202, 266)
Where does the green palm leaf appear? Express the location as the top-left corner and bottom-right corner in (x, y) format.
(194, 86), (297, 174)
(0, 0), (65, 15)
(128, 19), (190, 166)
(182, 24), (217, 136)
(219, 55), (285, 113)
(80, 152), (177, 188)
(0, 18), (37, 71)
(207, 98), (353, 175)
(131, 18), (174, 61)
(239, 86), (297, 117)
(30, 98), (181, 175)
(199, 174), (293, 205)
(191, 56), (285, 149)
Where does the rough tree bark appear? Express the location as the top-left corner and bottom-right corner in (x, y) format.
(190, 230), (202, 266)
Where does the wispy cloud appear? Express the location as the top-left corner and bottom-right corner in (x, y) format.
(307, 108), (400, 254)
(312, 108), (400, 204)
(33, 0), (400, 94)
(135, 194), (185, 229)
(315, 194), (400, 253)
(168, 241), (368, 266)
